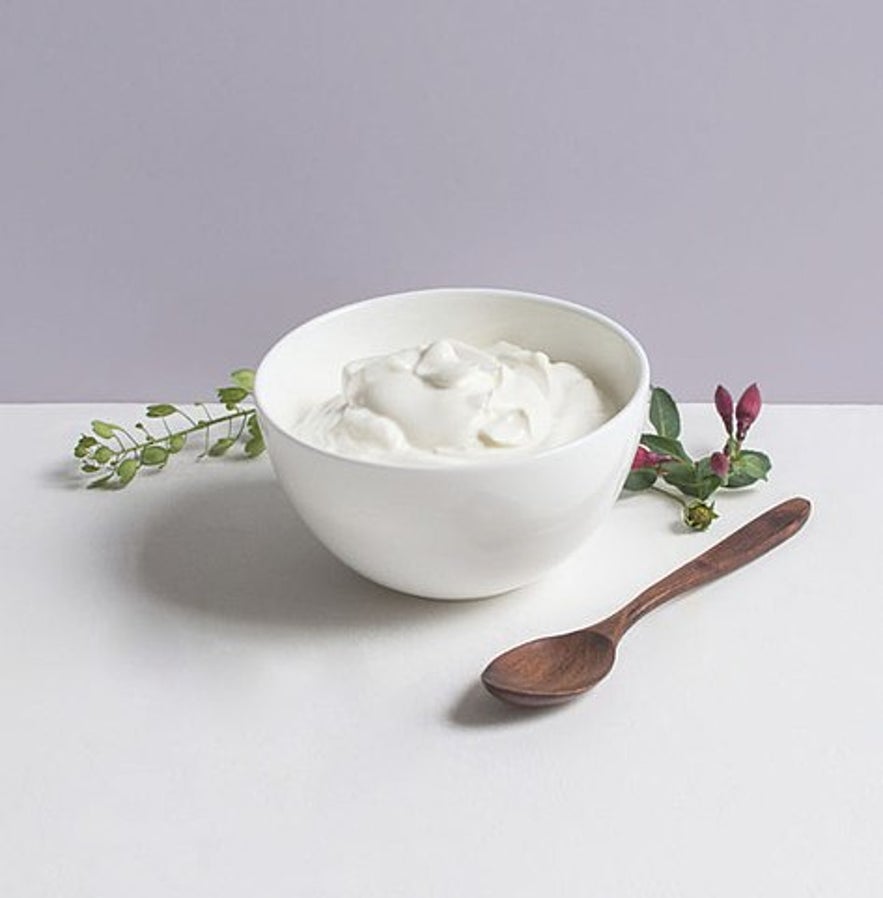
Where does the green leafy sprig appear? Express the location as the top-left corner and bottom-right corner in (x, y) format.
(624, 385), (771, 531)
(73, 369), (265, 489)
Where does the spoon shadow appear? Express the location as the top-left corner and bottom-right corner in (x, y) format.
(448, 683), (576, 727)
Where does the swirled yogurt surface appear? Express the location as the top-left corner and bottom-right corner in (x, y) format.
(293, 339), (613, 463)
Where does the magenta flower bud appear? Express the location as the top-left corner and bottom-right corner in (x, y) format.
(710, 450), (729, 479)
(631, 446), (654, 470)
(714, 385), (734, 435)
(735, 383), (762, 441)
(631, 446), (668, 470)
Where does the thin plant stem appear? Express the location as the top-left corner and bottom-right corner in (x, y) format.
(650, 484), (688, 507)
(104, 410), (249, 464)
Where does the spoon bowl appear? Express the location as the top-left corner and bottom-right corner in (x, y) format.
(482, 630), (616, 706)
(481, 497), (811, 707)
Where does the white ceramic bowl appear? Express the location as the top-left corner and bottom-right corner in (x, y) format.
(255, 288), (649, 599)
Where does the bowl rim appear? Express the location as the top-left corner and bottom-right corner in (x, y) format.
(254, 286), (650, 472)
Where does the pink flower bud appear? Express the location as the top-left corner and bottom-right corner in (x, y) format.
(714, 385), (734, 435)
(710, 451), (729, 479)
(631, 446), (669, 470)
(735, 383), (762, 441)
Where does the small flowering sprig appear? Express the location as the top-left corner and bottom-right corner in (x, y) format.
(624, 384), (771, 531)
(73, 369), (265, 489)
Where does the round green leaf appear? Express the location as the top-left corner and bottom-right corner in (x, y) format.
(208, 438), (235, 457)
(91, 420), (116, 439)
(230, 369), (255, 392)
(74, 434), (98, 458)
(146, 404), (178, 418)
(140, 445), (168, 466)
(117, 458), (140, 485)
(94, 446), (113, 463)
(244, 437), (265, 458)
(217, 386), (248, 407)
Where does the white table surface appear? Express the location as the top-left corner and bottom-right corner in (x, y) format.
(2, 403), (881, 897)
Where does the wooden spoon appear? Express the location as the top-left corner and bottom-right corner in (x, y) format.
(481, 497), (811, 707)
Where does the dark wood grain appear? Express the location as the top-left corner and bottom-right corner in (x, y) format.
(481, 497), (812, 707)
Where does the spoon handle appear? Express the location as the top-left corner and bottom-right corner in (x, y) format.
(600, 497), (811, 641)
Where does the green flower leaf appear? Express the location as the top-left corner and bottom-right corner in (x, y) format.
(208, 438), (235, 457)
(659, 460), (695, 482)
(140, 445), (168, 466)
(639, 433), (691, 463)
(738, 450), (771, 479)
(117, 458), (140, 485)
(94, 446), (113, 464)
(694, 477), (722, 501)
(726, 450), (771, 488)
(168, 434), (186, 453)
(146, 404), (178, 418)
(80, 462), (100, 473)
(230, 369), (255, 392)
(91, 420), (117, 439)
(649, 387), (680, 439)
(624, 468), (657, 491)
(659, 461), (720, 500)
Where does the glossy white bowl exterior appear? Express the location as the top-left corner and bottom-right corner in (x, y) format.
(255, 288), (649, 599)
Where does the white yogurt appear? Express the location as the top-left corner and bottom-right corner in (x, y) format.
(294, 339), (613, 463)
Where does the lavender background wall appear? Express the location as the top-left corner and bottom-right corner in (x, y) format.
(2, 1), (881, 402)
